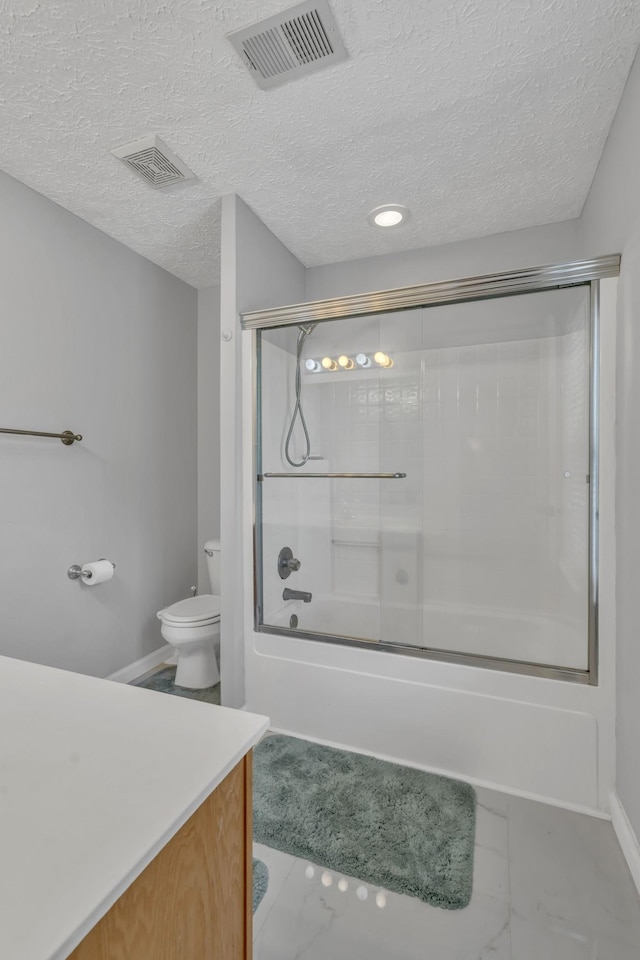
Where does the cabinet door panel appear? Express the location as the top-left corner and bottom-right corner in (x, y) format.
(70, 755), (252, 960)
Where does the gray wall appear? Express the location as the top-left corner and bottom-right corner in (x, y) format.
(0, 169), (198, 678)
(306, 220), (583, 300)
(582, 48), (640, 837)
(197, 286), (221, 593)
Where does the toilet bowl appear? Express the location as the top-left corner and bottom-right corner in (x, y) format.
(157, 594), (220, 689)
(157, 540), (222, 690)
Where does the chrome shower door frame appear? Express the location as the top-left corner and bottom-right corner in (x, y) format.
(249, 256), (619, 685)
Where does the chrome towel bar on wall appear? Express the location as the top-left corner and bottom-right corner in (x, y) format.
(259, 472), (406, 479)
(0, 427), (82, 446)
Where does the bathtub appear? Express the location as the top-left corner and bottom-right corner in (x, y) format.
(263, 593), (586, 670)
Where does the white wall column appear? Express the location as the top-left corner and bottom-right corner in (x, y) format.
(219, 195), (305, 707)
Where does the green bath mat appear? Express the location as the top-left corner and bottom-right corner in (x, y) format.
(252, 858), (269, 912)
(133, 666), (220, 705)
(253, 735), (476, 909)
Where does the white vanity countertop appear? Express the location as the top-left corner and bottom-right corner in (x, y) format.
(0, 654), (269, 960)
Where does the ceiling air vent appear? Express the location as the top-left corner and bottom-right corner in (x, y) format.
(111, 135), (196, 189)
(228, 0), (347, 91)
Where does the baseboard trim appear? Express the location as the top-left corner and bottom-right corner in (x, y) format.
(107, 645), (173, 684)
(610, 791), (640, 896)
(267, 723), (610, 820)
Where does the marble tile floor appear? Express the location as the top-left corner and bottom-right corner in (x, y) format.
(128, 672), (640, 956)
(253, 787), (640, 959)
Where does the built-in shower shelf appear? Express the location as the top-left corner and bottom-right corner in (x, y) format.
(332, 539), (380, 548)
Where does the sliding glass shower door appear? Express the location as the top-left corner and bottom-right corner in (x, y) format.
(255, 281), (595, 681)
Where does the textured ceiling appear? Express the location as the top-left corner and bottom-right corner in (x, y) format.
(1, 1), (639, 288)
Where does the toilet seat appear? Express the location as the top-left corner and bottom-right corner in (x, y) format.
(158, 594), (221, 626)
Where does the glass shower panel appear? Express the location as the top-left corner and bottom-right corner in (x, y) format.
(416, 286), (590, 669)
(259, 323), (380, 641)
(257, 283), (591, 674)
(377, 312), (424, 648)
(258, 312), (424, 645)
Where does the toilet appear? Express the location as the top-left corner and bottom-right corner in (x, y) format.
(157, 539), (221, 689)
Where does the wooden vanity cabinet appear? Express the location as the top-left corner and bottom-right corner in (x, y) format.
(69, 754), (253, 960)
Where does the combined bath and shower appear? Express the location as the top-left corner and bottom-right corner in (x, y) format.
(284, 323), (316, 467)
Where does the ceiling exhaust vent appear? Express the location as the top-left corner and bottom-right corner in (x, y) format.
(111, 135), (196, 188)
(228, 0), (347, 91)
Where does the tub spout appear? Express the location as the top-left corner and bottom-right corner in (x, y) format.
(283, 587), (312, 603)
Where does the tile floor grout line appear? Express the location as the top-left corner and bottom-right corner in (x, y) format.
(252, 849), (298, 941)
(505, 794), (513, 956)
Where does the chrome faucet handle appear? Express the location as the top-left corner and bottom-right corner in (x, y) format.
(278, 546), (301, 579)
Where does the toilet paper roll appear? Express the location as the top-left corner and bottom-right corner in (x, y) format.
(81, 560), (114, 586)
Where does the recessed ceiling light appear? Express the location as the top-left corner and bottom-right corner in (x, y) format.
(368, 204), (410, 228)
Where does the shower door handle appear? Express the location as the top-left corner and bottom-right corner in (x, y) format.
(260, 472), (407, 479)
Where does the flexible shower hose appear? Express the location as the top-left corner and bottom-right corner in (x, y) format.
(284, 325), (313, 467)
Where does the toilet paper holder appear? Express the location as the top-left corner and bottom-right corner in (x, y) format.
(68, 559), (116, 581)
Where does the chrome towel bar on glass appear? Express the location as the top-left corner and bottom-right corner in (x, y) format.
(0, 427), (82, 446)
(259, 472), (406, 479)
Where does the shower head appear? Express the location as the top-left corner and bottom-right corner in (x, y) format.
(296, 322), (316, 357)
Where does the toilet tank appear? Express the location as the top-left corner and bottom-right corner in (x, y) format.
(205, 539), (222, 595)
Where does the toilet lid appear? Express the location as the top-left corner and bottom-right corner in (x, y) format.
(161, 594), (221, 624)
